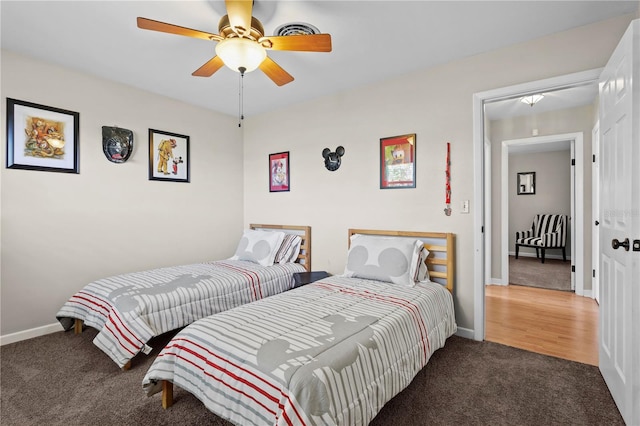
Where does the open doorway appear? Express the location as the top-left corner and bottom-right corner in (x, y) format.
(473, 70), (600, 340)
(483, 96), (595, 362)
(483, 89), (593, 295)
(502, 135), (576, 293)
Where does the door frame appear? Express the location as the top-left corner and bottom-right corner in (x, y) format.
(500, 134), (582, 294)
(472, 68), (602, 341)
(591, 121), (600, 304)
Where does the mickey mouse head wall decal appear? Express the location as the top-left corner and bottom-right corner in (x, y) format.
(322, 146), (345, 171)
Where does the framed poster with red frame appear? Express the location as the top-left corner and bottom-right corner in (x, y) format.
(269, 151), (290, 192)
(380, 133), (416, 189)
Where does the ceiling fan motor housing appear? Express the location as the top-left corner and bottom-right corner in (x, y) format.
(218, 14), (264, 40)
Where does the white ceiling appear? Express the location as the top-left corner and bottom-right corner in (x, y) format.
(1, 1), (637, 118)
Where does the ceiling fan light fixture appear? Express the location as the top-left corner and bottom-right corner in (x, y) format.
(215, 38), (266, 73)
(520, 94), (544, 106)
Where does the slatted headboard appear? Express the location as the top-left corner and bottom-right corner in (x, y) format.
(250, 224), (311, 272)
(347, 229), (455, 293)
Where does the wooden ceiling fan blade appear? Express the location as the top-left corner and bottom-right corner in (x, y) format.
(137, 17), (223, 41)
(260, 34), (332, 52)
(259, 57), (294, 86)
(192, 56), (225, 77)
(225, 0), (253, 37)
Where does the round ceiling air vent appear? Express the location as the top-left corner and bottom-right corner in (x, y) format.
(274, 22), (320, 36)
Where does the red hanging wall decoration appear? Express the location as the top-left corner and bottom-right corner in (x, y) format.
(445, 142), (451, 216)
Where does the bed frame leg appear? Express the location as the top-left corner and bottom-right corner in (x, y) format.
(122, 361), (131, 371)
(162, 380), (174, 409)
(74, 319), (83, 334)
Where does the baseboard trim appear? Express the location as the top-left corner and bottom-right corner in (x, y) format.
(1, 323), (63, 346)
(455, 327), (475, 340)
(508, 251), (571, 261)
(487, 277), (507, 286)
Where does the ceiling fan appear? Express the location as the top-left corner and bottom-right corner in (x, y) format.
(137, 0), (332, 86)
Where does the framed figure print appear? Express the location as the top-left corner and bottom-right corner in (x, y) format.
(5, 98), (79, 173)
(269, 151), (290, 192)
(380, 133), (416, 189)
(148, 129), (190, 183)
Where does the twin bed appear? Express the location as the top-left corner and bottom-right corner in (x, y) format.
(56, 224), (311, 369)
(142, 229), (457, 425)
(57, 226), (456, 424)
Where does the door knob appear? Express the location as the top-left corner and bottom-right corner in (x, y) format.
(612, 238), (630, 251)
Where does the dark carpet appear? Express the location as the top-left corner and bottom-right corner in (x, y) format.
(509, 255), (571, 291)
(1, 330), (623, 425)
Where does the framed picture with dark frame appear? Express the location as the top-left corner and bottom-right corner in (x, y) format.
(517, 171), (536, 195)
(269, 151), (290, 192)
(5, 98), (79, 173)
(380, 133), (416, 189)
(148, 129), (190, 183)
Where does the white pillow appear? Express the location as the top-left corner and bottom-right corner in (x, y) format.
(343, 235), (424, 287)
(230, 229), (285, 267)
(414, 247), (431, 282)
(274, 234), (302, 264)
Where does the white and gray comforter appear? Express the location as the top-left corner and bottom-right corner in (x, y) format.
(142, 275), (456, 425)
(57, 260), (305, 368)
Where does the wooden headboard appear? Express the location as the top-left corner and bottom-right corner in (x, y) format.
(347, 229), (455, 293)
(250, 224), (311, 272)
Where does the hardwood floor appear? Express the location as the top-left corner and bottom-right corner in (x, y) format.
(485, 284), (599, 366)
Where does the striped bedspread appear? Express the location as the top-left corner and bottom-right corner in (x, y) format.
(57, 260), (305, 368)
(142, 276), (456, 425)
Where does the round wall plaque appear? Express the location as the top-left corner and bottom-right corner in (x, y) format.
(102, 126), (133, 163)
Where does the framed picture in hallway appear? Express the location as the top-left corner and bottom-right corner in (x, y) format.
(5, 98), (79, 174)
(148, 129), (190, 183)
(517, 171), (536, 195)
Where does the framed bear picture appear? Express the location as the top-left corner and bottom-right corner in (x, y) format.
(148, 129), (190, 183)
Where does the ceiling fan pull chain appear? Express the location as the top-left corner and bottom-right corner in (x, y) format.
(238, 67), (246, 127)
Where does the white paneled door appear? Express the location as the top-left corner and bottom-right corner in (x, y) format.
(598, 19), (639, 426)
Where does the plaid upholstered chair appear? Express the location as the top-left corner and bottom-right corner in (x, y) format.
(515, 214), (568, 263)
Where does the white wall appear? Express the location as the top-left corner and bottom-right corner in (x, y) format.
(509, 150), (572, 257)
(242, 14), (635, 332)
(1, 51), (244, 335)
